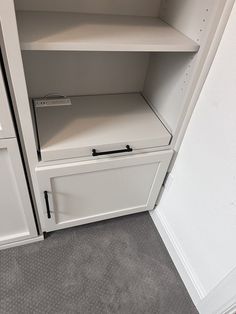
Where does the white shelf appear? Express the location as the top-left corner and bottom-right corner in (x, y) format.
(34, 93), (171, 161)
(17, 11), (199, 52)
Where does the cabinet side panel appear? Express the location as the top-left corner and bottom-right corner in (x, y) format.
(0, 0), (45, 230)
(159, 0), (225, 44)
(0, 60), (15, 138)
(143, 52), (195, 133)
(0, 138), (37, 245)
(144, 0), (227, 140)
(0, 145), (28, 239)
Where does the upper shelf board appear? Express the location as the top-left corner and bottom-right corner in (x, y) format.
(17, 11), (199, 52)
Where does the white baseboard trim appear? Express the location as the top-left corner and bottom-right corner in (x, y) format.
(150, 209), (206, 307)
(198, 266), (236, 314)
(0, 235), (44, 250)
(223, 304), (236, 314)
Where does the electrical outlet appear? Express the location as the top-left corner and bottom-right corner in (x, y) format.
(33, 98), (72, 108)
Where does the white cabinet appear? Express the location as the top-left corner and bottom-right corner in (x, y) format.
(0, 48), (38, 248)
(0, 65), (15, 139)
(36, 150), (172, 231)
(0, 0), (233, 234)
(0, 138), (37, 246)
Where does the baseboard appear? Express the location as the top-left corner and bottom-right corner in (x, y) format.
(0, 235), (44, 250)
(223, 303), (236, 314)
(150, 209), (206, 307)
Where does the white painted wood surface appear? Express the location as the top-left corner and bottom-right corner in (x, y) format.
(14, 0), (161, 17)
(35, 93), (171, 161)
(0, 138), (37, 246)
(0, 0), (47, 231)
(22, 51), (149, 97)
(16, 11), (199, 52)
(160, 0), (225, 44)
(144, 52), (195, 133)
(0, 235), (44, 251)
(1, 0), (231, 252)
(0, 64), (15, 138)
(144, 0), (228, 140)
(151, 2), (236, 313)
(36, 150), (173, 231)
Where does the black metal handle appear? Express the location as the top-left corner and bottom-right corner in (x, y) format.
(92, 145), (133, 156)
(44, 191), (51, 219)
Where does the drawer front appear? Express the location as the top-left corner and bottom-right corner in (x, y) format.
(36, 150), (173, 231)
(34, 93), (171, 162)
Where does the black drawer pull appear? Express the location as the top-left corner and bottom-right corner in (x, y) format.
(44, 191), (51, 219)
(92, 145), (133, 156)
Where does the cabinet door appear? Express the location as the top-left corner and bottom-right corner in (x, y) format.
(0, 64), (15, 139)
(0, 138), (37, 246)
(37, 150), (173, 231)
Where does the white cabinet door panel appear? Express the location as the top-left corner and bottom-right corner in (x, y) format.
(36, 150), (173, 231)
(0, 138), (37, 246)
(0, 65), (15, 139)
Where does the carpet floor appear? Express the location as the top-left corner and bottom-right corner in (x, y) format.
(0, 212), (198, 314)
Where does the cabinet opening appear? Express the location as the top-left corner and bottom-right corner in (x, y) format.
(15, 0), (226, 161)
(22, 50), (196, 161)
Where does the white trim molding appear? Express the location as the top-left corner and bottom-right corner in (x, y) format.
(0, 235), (44, 251)
(150, 210), (206, 305)
(150, 210), (236, 314)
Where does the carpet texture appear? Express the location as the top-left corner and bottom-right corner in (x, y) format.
(0, 212), (198, 314)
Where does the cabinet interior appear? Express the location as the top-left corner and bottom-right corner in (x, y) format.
(14, 0), (224, 161)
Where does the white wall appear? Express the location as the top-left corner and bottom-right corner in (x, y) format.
(151, 2), (236, 313)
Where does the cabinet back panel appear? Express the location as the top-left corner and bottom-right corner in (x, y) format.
(14, 0), (161, 17)
(22, 51), (149, 98)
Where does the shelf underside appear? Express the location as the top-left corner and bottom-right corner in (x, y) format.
(34, 93), (171, 161)
(17, 11), (199, 52)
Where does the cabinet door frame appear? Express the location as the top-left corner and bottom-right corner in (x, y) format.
(0, 64), (15, 139)
(0, 138), (37, 246)
(36, 150), (173, 231)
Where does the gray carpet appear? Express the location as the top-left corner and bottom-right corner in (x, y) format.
(0, 212), (198, 314)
